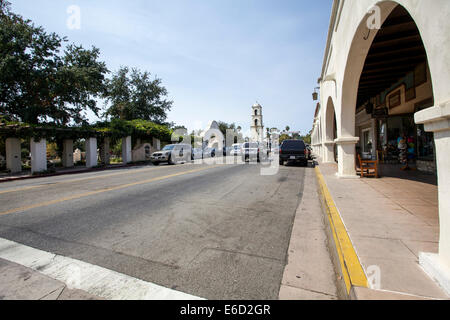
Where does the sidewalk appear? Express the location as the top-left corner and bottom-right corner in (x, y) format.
(279, 167), (338, 300)
(316, 161), (449, 299)
(0, 258), (100, 300)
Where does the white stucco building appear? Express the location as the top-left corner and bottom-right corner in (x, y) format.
(201, 121), (225, 149)
(251, 103), (264, 143)
(311, 0), (450, 293)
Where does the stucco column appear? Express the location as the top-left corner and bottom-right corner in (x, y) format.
(100, 137), (111, 165)
(152, 137), (161, 151)
(122, 136), (132, 164)
(30, 138), (47, 174)
(5, 138), (22, 173)
(323, 141), (335, 163)
(62, 139), (74, 168)
(335, 137), (359, 178)
(415, 104), (450, 294)
(85, 137), (98, 168)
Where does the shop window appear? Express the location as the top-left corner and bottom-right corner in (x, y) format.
(362, 129), (372, 157)
(417, 125), (434, 160)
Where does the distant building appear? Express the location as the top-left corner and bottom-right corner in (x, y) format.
(251, 103), (264, 143)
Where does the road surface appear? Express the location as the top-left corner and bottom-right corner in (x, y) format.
(0, 160), (325, 299)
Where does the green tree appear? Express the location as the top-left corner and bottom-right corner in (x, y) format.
(217, 121), (236, 136)
(104, 67), (173, 124)
(279, 134), (291, 144)
(0, 1), (108, 125)
(217, 121), (244, 144)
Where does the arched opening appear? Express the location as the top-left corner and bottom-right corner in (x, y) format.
(354, 5), (435, 176)
(324, 97), (338, 163)
(255, 109), (258, 116)
(342, 4), (441, 277)
(255, 119), (258, 127)
(338, 2), (437, 177)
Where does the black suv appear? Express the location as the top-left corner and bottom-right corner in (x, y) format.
(279, 140), (308, 166)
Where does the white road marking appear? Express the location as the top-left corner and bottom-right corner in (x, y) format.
(0, 237), (204, 300)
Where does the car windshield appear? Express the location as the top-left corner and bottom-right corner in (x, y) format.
(244, 143), (258, 149)
(162, 145), (175, 151)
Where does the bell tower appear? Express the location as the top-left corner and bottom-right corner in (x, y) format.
(251, 102), (264, 142)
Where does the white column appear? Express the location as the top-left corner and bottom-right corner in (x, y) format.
(122, 136), (132, 164)
(323, 141), (335, 163)
(62, 139), (74, 168)
(30, 138), (47, 174)
(5, 138), (22, 173)
(335, 137), (359, 178)
(415, 104), (450, 294)
(85, 137), (98, 168)
(152, 137), (161, 151)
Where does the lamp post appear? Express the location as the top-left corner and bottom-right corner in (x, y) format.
(312, 87), (320, 101)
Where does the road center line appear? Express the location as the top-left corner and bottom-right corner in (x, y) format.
(0, 165), (222, 216)
(0, 164), (190, 195)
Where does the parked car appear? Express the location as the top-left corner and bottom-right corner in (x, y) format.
(230, 143), (242, 157)
(279, 140), (308, 166)
(151, 144), (192, 165)
(204, 148), (216, 158)
(192, 147), (216, 160)
(241, 142), (267, 163)
(223, 146), (233, 156)
(191, 148), (204, 160)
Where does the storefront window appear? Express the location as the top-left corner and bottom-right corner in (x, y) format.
(379, 120), (387, 149)
(417, 125), (434, 160)
(362, 129), (372, 158)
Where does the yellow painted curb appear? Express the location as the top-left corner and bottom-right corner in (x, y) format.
(315, 166), (368, 294)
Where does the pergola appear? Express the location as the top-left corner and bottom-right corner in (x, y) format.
(1, 122), (165, 174)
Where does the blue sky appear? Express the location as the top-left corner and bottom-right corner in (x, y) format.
(10, 0), (332, 135)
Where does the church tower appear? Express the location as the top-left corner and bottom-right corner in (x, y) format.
(251, 103), (264, 142)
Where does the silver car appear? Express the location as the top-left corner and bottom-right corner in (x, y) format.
(230, 143), (243, 156)
(151, 144), (192, 165)
(241, 142), (267, 163)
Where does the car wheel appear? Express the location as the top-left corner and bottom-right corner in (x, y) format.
(168, 156), (175, 165)
(279, 160), (284, 166)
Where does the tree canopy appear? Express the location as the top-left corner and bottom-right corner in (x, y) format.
(0, 0), (108, 125)
(103, 67), (173, 124)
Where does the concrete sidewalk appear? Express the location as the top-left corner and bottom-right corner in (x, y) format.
(279, 167), (338, 300)
(0, 258), (100, 300)
(316, 162), (449, 299)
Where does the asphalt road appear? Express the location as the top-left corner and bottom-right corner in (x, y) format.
(0, 159), (310, 299)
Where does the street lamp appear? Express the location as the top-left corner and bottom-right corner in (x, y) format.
(312, 87), (320, 101)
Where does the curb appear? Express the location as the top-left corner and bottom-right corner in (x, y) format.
(314, 165), (368, 299)
(0, 163), (152, 184)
